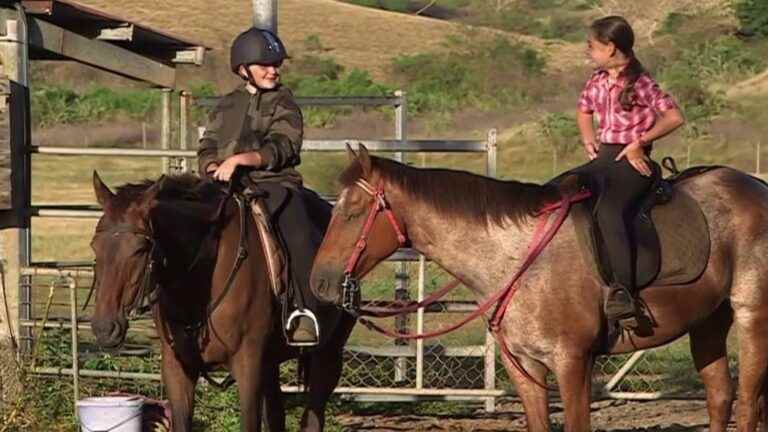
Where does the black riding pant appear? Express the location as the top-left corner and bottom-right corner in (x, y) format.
(579, 144), (654, 289)
(260, 182), (327, 312)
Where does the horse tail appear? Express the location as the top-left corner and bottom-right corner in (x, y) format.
(297, 354), (311, 394)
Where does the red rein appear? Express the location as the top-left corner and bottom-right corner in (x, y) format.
(344, 178), (590, 389)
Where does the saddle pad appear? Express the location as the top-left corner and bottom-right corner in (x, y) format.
(573, 188), (710, 287)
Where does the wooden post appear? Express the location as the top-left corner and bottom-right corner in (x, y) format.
(0, 13), (32, 362)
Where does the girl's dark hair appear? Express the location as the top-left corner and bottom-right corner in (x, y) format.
(590, 16), (645, 111)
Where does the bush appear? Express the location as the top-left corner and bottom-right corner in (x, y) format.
(735, 0), (768, 38)
(656, 35), (760, 138)
(283, 56), (392, 127)
(31, 85), (160, 128)
(391, 36), (547, 115)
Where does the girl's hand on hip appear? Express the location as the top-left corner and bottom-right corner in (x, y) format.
(212, 155), (242, 182)
(615, 140), (651, 177)
(583, 140), (598, 160)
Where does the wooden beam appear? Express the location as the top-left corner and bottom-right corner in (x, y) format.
(23, 15), (175, 87)
(172, 46), (205, 66)
(97, 24), (133, 41)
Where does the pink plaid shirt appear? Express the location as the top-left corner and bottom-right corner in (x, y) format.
(577, 69), (678, 145)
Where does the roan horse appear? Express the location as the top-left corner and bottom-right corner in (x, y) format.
(311, 145), (768, 432)
(89, 172), (355, 431)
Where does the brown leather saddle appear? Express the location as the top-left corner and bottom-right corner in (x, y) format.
(557, 160), (719, 288)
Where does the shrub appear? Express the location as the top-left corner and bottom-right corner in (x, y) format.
(735, 0), (768, 38)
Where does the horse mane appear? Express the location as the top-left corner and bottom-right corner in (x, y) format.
(339, 156), (560, 227)
(107, 174), (224, 217)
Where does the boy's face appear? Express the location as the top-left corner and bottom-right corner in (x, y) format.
(241, 63), (281, 89)
(586, 35), (615, 69)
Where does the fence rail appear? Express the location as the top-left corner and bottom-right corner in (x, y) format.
(16, 90), (665, 418)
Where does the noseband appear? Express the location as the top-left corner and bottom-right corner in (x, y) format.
(341, 179), (407, 314)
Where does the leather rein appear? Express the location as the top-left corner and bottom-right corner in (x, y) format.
(341, 177), (591, 390)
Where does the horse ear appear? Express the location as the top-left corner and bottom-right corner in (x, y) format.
(357, 143), (372, 177)
(93, 171), (115, 208)
(145, 175), (167, 201)
(346, 143), (358, 162)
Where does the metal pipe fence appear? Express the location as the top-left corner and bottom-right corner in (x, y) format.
(14, 90), (678, 418)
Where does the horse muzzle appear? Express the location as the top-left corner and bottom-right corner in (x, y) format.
(91, 316), (128, 348)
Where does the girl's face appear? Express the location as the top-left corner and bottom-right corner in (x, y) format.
(241, 63), (281, 89)
(586, 35), (616, 69)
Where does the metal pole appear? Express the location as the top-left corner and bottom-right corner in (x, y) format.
(393, 90), (409, 383)
(415, 255), (425, 389)
(161, 88), (172, 174)
(179, 91), (190, 173)
(68, 276), (79, 415)
(252, 0), (278, 33)
(484, 128), (498, 412)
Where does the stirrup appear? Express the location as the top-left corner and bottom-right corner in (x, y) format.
(285, 308), (320, 347)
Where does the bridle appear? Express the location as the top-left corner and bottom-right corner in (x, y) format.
(340, 178), (407, 314)
(86, 193), (250, 328)
(86, 223), (163, 320)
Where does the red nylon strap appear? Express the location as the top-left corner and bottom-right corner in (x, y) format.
(343, 181), (407, 276)
(360, 278), (461, 318)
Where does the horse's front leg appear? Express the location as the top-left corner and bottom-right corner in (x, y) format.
(553, 352), (594, 432)
(501, 351), (551, 432)
(302, 315), (355, 431)
(161, 343), (199, 432)
(232, 337), (268, 432)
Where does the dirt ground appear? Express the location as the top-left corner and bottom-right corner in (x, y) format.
(336, 398), (736, 431)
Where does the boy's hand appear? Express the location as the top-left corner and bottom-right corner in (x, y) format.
(212, 155), (242, 182)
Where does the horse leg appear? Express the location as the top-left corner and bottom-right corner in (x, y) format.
(232, 340), (267, 432)
(734, 307), (768, 431)
(501, 353), (551, 432)
(689, 302), (734, 432)
(262, 359), (286, 432)
(161, 344), (199, 432)
(302, 316), (355, 431)
(553, 352), (594, 432)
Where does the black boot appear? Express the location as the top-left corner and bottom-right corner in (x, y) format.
(604, 283), (636, 322)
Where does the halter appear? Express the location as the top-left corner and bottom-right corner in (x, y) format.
(341, 179), (407, 314)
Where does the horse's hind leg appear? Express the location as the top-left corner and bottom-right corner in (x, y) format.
(501, 353), (551, 432)
(262, 360), (286, 432)
(689, 301), (734, 432)
(734, 304), (768, 431)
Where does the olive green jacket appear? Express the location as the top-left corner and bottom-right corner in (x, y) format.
(197, 84), (303, 186)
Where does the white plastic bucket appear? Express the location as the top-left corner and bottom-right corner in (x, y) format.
(76, 396), (144, 432)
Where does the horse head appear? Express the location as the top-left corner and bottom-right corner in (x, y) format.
(89, 171), (166, 348)
(89, 172), (224, 348)
(310, 144), (408, 309)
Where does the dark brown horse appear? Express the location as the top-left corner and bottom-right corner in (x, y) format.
(89, 172), (355, 432)
(311, 145), (768, 432)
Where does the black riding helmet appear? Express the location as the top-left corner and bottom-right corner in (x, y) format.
(230, 27), (288, 75)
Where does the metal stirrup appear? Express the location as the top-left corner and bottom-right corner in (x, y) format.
(285, 308), (320, 347)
